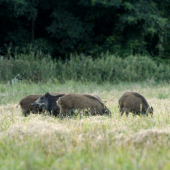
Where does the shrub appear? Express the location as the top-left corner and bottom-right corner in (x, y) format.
(1, 53), (170, 83)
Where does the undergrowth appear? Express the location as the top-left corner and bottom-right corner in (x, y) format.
(1, 52), (170, 83)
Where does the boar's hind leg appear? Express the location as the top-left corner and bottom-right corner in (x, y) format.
(66, 109), (82, 119)
(23, 111), (30, 117)
(66, 109), (74, 118)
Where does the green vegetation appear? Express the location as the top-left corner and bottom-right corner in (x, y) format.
(0, 0), (170, 59)
(1, 0), (170, 168)
(0, 81), (170, 169)
(1, 53), (170, 83)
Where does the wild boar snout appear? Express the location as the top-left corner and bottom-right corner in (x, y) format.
(31, 103), (39, 108)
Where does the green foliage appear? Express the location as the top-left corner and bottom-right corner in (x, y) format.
(1, 53), (170, 84)
(54, 54), (169, 83)
(0, 50), (56, 83)
(32, 38), (54, 54)
(0, 0), (170, 59)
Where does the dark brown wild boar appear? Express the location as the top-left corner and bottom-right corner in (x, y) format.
(31, 92), (66, 117)
(57, 93), (111, 119)
(118, 92), (153, 117)
(16, 93), (59, 117)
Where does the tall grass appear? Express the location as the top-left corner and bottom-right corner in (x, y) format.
(1, 81), (170, 169)
(1, 52), (170, 83)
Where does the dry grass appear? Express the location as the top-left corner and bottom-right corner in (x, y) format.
(1, 81), (170, 169)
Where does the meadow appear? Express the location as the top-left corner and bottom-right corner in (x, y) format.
(0, 80), (170, 170)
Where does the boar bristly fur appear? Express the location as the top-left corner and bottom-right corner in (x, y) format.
(17, 93), (59, 117)
(57, 93), (111, 119)
(31, 92), (66, 117)
(17, 95), (43, 117)
(118, 92), (153, 117)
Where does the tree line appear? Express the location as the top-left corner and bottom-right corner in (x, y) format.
(0, 0), (170, 60)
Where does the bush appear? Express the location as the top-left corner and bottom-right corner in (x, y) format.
(1, 53), (170, 84)
(0, 52), (56, 83)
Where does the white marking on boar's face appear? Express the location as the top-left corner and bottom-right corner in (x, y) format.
(32, 95), (49, 109)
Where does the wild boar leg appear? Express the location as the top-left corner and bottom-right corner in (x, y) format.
(126, 112), (129, 117)
(58, 108), (63, 119)
(124, 107), (131, 117)
(23, 112), (27, 117)
(78, 110), (82, 119)
(121, 109), (124, 116)
(133, 111), (140, 117)
(24, 111), (30, 117)
(66, 109), (73, 118)
(73, 109), (82, 118)
(132, 113), (135, 117)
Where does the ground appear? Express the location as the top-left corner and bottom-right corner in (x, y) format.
(0, 80), (170, 170)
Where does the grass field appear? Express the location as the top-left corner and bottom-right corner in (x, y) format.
(1, 80), (170, 170)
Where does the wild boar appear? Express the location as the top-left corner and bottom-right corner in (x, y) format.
(17, 93), (59, 117)
(118, 92), (153, 117)
(16, 95), (43, 117)
(57, 93), (111, 119)
(31, 92), (66, 117)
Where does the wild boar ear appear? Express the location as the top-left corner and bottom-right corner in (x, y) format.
(151, 107), (153, 111)
(45, 92), (50, 98)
